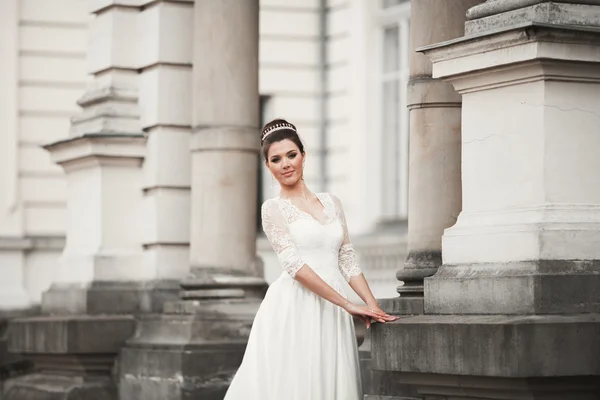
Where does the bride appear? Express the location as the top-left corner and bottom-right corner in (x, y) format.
(224, 118), (398, 400)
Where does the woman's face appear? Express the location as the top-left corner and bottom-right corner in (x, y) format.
(265, 139), (305, 187)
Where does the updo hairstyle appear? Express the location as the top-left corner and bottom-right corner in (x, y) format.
(261, 118), (305, 161)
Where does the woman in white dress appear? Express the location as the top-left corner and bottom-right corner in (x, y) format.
(224, 119), (398, 400)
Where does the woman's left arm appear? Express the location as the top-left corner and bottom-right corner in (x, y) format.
(331, 194), (382, 309)
(347, 274), (380, 309)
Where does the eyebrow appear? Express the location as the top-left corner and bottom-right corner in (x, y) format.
(270, 150), (296, 158)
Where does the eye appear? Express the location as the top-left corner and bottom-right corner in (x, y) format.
(288, 153), (297, 159)
(270, 157), (280, 163)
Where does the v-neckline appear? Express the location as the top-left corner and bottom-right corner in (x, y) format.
(279, 193), (331, 226)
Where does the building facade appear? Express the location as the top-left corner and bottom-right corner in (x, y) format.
(0, 0), (409, 315)
(1, 0), (600, 399)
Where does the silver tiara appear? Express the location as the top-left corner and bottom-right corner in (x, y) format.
(261, 122), (296, 142)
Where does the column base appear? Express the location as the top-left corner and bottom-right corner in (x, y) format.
(360, 328), (422, 400)
(0, 308), (38, 396)
(425, 260), (600, 314)
(180, 267), (268, 300)
(118, 298), (262, 400)
(6, 315), (135, 400)
(396, 252), (440, 296)
(42, 280), (181, 315)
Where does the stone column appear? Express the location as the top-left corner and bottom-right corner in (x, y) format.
(423, 0), (600, 315)
(6, 3), (161, 398)
(183, 0), (264, 294)
(138, 0), (193, 287)
(393, 0), (480, 313)
(35, 4), (149, 314)
(117, 2), (266, 398)
(370, 2), (600, 399)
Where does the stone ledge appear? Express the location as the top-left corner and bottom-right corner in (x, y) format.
(425, 261), (600, 314)
(43, 133), (146, 173)
(41, 280), (181, 315)
(418, 22), (600, 83)
(0, 235), (65, 251)
(366, 370), (600, 400)
(378, 297), (424, 316)
(127, 300), (262, 345)
(371, 314), (600, 377)
(466, 1), (600, 35)
(4, 373), (116, 400)
(1, 312), (35, 385)
(8, 315), (135, 354)
(120, 342), (246, 381)
(466, 0), (600, 21)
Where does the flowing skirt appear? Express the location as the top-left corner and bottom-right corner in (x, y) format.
(224, 273), (362, 400)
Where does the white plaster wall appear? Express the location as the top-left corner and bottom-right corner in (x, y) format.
(258, 0), (371, 227)
(0, 0), (90, 309)
(259, 0), (322, 200)
(258, 0), (324, 285)
(257, 0), (404, 299)
(0, 0), (22, 238)
(1, 0), (402, 304)
(19, 0), (89, 236)
(25, 250), (59, 303)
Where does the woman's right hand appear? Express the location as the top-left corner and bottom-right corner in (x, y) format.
(342, 302), (399, 329)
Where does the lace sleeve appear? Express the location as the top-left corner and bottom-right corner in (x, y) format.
(330, 194), (362, 282)
(261, 199), (306, 278)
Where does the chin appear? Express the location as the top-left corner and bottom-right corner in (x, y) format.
(280, 176), (300, 186)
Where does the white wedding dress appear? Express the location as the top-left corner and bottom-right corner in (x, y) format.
(224, 192), (363, 400)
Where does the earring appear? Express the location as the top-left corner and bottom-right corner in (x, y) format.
(270, 173), (276, 188)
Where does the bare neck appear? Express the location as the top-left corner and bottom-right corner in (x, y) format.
(279, 181), (314, 202)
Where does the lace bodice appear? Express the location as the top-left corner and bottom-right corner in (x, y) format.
(261, 193), (362, 283)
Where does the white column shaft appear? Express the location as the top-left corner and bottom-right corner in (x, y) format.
(189, 0), (260, 274)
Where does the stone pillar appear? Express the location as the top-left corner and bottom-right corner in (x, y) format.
(117, 1), (266, 398)
(184, 0), (264, 290)
(371, 2), (600, 399)
(4, 2), (187, 398)
(138, 0), (193, 287)
(38, 4), (152, 315)
(424, 0), (600, 315)
(392, 0), (480, 314)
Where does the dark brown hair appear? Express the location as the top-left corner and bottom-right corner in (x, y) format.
(261, 118), (305, 161)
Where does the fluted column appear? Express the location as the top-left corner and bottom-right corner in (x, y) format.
(396, 0), (481, 300)
(183, 0), (264, 296)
